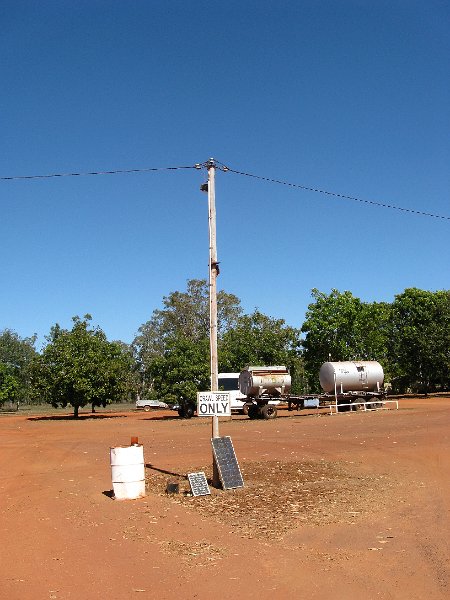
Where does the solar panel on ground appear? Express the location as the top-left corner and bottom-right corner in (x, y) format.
(187, 471), (210, 496)
(211, 436), (244, 490)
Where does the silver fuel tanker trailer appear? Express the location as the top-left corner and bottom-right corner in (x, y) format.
(237, 362), (386, 419)
(318, 360), (385, 411)
(319, 361), (384, 394)
(239, 366), (291, 419)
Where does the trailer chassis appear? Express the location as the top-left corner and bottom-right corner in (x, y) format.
(287, 390), (387, 412)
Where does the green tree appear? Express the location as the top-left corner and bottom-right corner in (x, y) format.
(133, 279), (242, 394)
(134, 281), (306, 400)
(219, 310), (304, 392)
(0, 329), (37, 403)
(0, 363), (19, 408)
(134, 278), (242, 352)
(389, 288), (450, 393)
(357, 301), (391, 366)
(112, 340), (141, 406)
(148, 335), (210, 404)
(301, 289), (390, 390)
(31, 315), (134, 417)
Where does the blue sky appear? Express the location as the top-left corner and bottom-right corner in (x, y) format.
(1, 0), (449, 349)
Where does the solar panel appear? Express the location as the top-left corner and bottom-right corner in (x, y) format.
(187, 471), (211, 497)
(211, 436), (244, 490)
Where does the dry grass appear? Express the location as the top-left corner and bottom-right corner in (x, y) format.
(147, 459), (393, 540)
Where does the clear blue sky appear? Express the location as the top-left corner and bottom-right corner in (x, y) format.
(1, 0), (449, 349)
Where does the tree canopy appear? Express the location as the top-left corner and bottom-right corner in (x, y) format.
(132, 281), (305, 402)
(132, 279), (242, 396)
(219, 309), (306, 392)
(0, 329), (37, 404)
(0, 363), (19, 408)
(134, 279), (242, 353)
(31, 315), (134, 417)
(148, 335), (210, 404)
(2, 283), (448, 413)
(301, 289), (390, 389)
(301, 287), (449, 393)
(388, 288), (450, 393)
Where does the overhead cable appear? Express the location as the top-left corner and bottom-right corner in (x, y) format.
(1, 159), (448, 221)
(0, 164), (197, 181)
(225, 166), (450, 222)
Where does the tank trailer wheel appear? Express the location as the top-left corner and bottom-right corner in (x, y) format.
(184, 405), (195, 419)
(178, 405), (195, 419)
(247, 404), (259, 420)
(261, 404), (277, 419)
(368, 399), (382, 409)
(242, 403), (251, 416)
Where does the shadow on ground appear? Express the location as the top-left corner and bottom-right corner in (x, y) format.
(28, 414), (124, 421)
(146, 463), (187, 479)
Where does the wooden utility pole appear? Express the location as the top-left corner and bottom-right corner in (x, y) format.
(206, 158), (221, 487)
(207, 158), (219, 400)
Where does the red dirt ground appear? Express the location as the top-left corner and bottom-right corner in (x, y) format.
(0, 398), (448, 599)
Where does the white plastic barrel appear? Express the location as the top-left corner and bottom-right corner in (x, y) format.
(110, 444), (146, 500)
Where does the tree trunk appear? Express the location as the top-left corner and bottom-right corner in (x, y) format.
(74, 405), (79, 419)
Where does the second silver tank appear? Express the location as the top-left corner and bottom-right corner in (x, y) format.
(319, 361), (384, 393)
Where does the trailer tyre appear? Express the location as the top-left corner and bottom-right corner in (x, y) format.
(368, 399), (382, 409)
(184, 405), (195, 419)
(261, 404), (277, 419)
(248, 404), (259, 420)
(178, 405), (195, 419)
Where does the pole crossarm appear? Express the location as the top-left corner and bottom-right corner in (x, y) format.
(195, 158), (229, 172)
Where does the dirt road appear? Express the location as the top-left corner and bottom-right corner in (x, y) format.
(0, 398), (448, 599)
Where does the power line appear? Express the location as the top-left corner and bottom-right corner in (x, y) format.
(225, 166), (450, 222)
(0, 164), (197, 181)
(1, 158), (448, 222)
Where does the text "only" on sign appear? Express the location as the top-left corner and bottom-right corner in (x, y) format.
(197, 392), (231, 417)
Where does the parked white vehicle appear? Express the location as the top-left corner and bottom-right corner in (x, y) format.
(218, 373), (249, 413)
(136, 399), (169, 411)
(218, 372), (279, 414)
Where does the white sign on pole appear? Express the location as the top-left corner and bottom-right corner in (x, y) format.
(197, 392), (231, 417)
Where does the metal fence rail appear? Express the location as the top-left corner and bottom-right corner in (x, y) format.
(327, 400), (399, 415)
